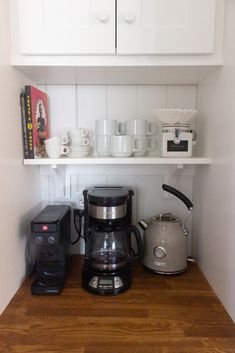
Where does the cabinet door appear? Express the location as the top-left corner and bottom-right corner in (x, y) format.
(17, 0), (115, 54)
(117, 0), (216, 55)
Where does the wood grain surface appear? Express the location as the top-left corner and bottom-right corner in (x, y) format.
(0, 255), (235, 353)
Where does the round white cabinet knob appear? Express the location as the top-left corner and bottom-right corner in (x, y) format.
(98, 10), (110, 23)
(124, 11), (136, 24)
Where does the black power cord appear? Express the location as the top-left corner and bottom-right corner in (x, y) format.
(71, 209), (84, 245)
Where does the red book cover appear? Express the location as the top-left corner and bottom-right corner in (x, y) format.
(25, 86), (49, 158)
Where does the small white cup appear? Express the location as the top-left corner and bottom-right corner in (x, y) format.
(133, 136), (157, 157)
(45, 144), (69, 158)
(95, 119), (125, 136)
(68, 128), (89, 138)
(95, 135), (111, 156)
(111, 135), (142, 157)
(125, 119), (155, 135)
(69, 136), (90, 146)
(45, 135), (68, 145)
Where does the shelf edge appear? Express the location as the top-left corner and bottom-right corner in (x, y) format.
(23, 157), (212, 166)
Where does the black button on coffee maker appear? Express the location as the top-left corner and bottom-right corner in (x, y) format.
(82, 187), (142, 295)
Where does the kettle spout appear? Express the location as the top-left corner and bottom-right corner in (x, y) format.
(138, 220), (149, 231)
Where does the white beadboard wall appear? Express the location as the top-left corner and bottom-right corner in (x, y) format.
(39, 84), (197, 254)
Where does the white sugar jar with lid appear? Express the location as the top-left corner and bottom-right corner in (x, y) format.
(161, 123), (196, 157)
(154, 109), (197, 158)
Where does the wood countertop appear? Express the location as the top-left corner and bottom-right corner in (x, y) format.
(0, 255), (235, 353)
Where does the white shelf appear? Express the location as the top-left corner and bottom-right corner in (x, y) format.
(23, 157), (212, 166)
(12, 64), (222, 85)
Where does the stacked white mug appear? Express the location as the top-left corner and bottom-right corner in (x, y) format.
(110, 135), (143, 157)
(95, 120), (125, 157)
(125, 119), (156, 157)
(45, 135), (69, 158)
(67, 128), (90, 158)
(95, 119), (156, 158)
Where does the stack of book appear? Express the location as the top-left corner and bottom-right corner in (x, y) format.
(20, 86), (49, 159)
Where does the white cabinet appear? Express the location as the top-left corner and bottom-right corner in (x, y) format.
(16, 0), (115, 55)
(117, 0), (216, 54)
(10, 0), (224, 84)
(13, 0), (218, 56)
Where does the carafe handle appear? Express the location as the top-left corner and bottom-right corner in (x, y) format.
(128, 226), (143, 260)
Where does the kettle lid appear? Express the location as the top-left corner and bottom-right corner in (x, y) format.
(152, 213), (179, 223)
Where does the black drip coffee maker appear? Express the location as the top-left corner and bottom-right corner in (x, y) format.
(82, 187), (142, 295)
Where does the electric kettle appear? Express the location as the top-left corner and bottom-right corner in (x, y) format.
(139, 184), (193, 275)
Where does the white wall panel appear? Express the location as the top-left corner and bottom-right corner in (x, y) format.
(46, 85), (76, 136)
(166, 85), (197, 108)
(167, 84), (197, 132)
(77, 85), (106, 154)
(77, 85), (106, 125)
(136, 85), (167, 155)
(136, 85), (167, 118)
(0, 1), (41, 314)
(195, 0), (235, 322)
(106, 85), (137, 122)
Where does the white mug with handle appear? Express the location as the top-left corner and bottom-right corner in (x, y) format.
(45, 144), (69, 158)
(125, 119), (156, 135)
(95, 135), (111, 156)
(111, 135), (143, 157)
(95, 119), (125, 135)
(133, 136), (157, 156)
(44, 135), (68, 145)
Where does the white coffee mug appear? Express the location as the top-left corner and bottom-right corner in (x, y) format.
(95, 135), (111, 156)
(133, 136), (157, 157)
(44, 135), (68, 145)
(125, 119), (155, 135)
(111, 135), (142, 157)
(68, 128), (89, 138)
(45, 144), (69, 158)
(95, 119), (125, 135)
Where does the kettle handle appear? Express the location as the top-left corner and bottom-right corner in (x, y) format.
(128, 226), (143, 260)
(162, 184), (193, 210)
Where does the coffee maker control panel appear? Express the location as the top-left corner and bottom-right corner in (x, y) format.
(89, 276), (123, 290)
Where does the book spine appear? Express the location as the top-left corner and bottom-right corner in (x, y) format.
(25, 87), (34, 159)
(20, 93), (28, 159)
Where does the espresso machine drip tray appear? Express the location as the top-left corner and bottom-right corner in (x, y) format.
(31, 276), (65, 295)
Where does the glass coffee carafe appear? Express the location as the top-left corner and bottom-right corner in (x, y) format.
(87, 227), (142, 272)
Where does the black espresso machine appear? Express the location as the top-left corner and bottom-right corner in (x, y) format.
(81, 187), (142, 295)
(31, 205), (71, 295)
